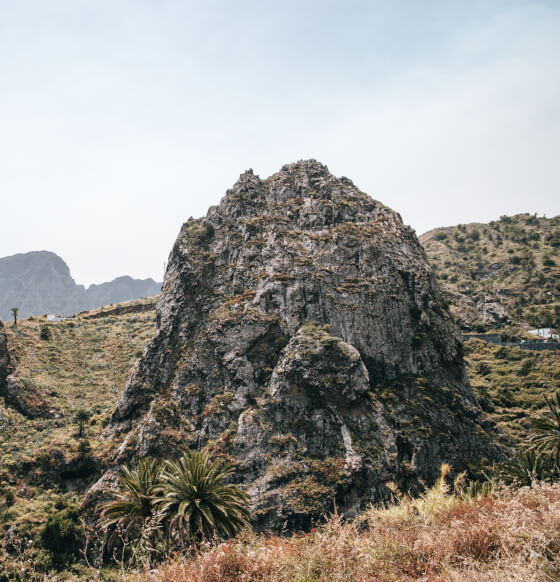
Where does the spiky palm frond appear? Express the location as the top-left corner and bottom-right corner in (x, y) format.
(528, 391), (560, 465)
(496, 450), (553, 486)
(101, 457), (162, 542)
(154, 451), (250, 543)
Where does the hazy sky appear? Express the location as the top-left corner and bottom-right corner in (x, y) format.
(1, 1), (559, 286)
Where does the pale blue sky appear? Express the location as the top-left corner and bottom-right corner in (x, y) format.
(1, 1), (559, 285)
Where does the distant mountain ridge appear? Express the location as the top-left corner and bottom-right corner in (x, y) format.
(0, 251), (161, 321)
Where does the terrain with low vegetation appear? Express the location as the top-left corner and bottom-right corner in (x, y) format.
(0, 299), (558, 579)
(420, 213), (560, 330)
(0, 298), (157, 579)
(0, 165), (558, 580)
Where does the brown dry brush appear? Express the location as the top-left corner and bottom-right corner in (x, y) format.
(128, 481), (560, 582)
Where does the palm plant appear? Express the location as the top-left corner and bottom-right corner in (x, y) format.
(496, 450), (553, 486)
(154, 451), (250, 545)
(528, 390), (560, 466)
(101, 457), (162, 548)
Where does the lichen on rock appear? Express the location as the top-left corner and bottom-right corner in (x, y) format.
(88, 160), (509, 531)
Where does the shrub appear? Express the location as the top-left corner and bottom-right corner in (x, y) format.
(528, 390), (560, 465)
(517, 358), (534, 377)
(467, 230), (480, 241)
(39, 324), (51, 340)
(475, 361), (491, 376)
(39, 505), (83, 568)
(154, 451), (251, 545)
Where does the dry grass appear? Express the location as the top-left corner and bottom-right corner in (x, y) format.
(0, 301), (156, 468)
(129, 478), (560, 582)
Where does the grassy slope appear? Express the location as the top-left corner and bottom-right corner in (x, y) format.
(420, 213), (560, 328)
(466, 339), (560, 443)
(0, 298), (156, 545)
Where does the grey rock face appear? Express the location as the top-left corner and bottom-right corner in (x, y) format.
(0, 321), (11, 387)
(95, 160), (508, 530)
(84, 276), (161, 310)
(0, 251), (161, 321)
(474, 292), (510, 325)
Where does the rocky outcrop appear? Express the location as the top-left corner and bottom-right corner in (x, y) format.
(0, 322), (11, 388)
(442, 290), (511, 329)
(2, 376), (59, 419)
(474, 292), (510, 325)
(0, 321), (58, 418)
(90, 160), (508, 531)
(0, 251), (161, 321)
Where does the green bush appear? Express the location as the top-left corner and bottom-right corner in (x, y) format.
(518, 358), (534, 377)
(475, 362), (491, 376)
(39, 324), (51, 340)
(39, 505), (83, 568)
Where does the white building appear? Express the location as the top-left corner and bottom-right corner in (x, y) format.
(528, 328), (559, 340)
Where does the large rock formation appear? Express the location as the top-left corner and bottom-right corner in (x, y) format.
(92, 160), (507, 531)
(0, 251), (161, 321)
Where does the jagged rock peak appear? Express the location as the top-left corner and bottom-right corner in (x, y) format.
(89, 160), (508, 533)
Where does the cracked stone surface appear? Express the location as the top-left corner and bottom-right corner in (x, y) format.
(85, 160), (509, 531)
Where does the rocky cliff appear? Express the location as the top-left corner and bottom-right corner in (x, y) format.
(0, 251), (161, 321)
(0, 322), (10, 390)
(92, 160), (507, 531)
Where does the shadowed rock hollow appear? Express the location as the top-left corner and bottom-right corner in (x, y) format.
(92, 160), (508, 530)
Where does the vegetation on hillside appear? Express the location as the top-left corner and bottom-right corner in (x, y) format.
(465, 339), (560, 442)
(0, 299), (156, 578)
(1, 295), (559, 579)
(128, 477), (560, 582)
(420, 213), (560, 329)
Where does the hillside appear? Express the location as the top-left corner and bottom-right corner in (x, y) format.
(0, 297), (157, 576)
(0, 250), (161, 321)
(420, 213), (560, 330)
(0, 296), (558, 579)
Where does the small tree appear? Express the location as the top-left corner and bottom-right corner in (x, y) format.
(40, 323), (51, 340)
(154, 451), (251, 547)
(10, 307), (18, 326)
(101, 457), (163, 560)
(74, 409), (90, 437)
